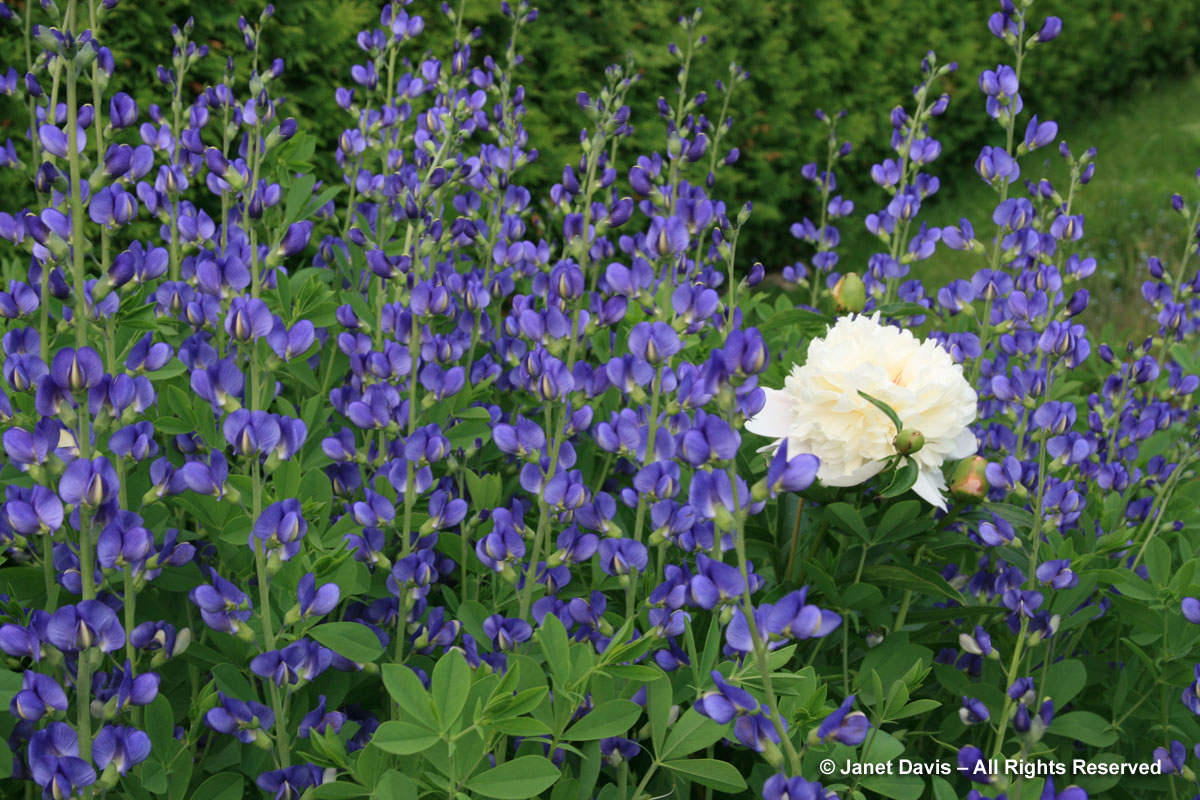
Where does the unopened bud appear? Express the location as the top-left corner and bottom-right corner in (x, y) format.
(893, 429), (925, 455)
(832, 271), (866, 313)
(761, 740), (784, 769)
(949, 455), (989, 501)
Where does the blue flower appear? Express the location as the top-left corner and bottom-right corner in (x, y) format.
(815, 695), (870, 745)
(92, 725), (151, 775)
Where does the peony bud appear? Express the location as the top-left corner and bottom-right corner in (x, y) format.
(893, 429), (925, 455)
(949, 455), (989, 501)
(832, 271), (866, 313)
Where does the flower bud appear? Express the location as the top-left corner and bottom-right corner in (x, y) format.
(98, 763), (120, 790)
(740, 262), (764, 289)
(832, 271), (866, 313)
(893, 429), (924, 455)
(949, 455), (989, 501)
(761, 740), (784, 770)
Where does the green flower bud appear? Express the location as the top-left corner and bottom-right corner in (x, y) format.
(832, 271), (867, 313)
(949, 455), (989, 501)
(893, 429), (925, 455)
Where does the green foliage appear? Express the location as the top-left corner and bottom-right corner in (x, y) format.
(3, 0), (1199, 267)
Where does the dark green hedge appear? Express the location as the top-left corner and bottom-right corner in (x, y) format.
(3, 0), (1197, 264)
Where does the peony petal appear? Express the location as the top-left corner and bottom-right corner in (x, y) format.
(911, 467), (949, 511)
(744, 388), (797, 439)
(949, 428), (979, 460)
(818, 458), (885, 488)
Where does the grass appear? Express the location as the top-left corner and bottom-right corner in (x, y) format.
(841, 73), (1200, 340)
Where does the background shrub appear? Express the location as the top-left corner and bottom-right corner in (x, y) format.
(2, 0), (1198, 265)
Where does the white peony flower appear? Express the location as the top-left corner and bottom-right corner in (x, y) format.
(746, 312), (978, 509)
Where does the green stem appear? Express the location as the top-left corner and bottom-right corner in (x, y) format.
(63, 5), (95, 775)
(42, 532), (55, 599)
(516, 406), (560, 620)
(76, 652), (93, 763)
(784, 499), (804, 583)
(993, 378), (1054, 756)
(64, 23), (88, 351)
(1129, 455), (1189, 570)
(731, 482), (801, 774)
(123, 567), (137, 665)
(990, 617), (1029, 759)
(809, 122), (839, 308)
(894, 591), (913, 632)
(724, 226), (740, 336)
(629, 368), (664, 544)
(629, 762), (659, 800)
(515, 121), (605, 617)
(254, 538), (288, 768)
(247, 123), (263, 297)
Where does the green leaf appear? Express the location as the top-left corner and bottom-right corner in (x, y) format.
(861, 564), (960, 601)
(311, 783), (371, 799)
(931, 777), (957, 800)
(875, 500), (921, 540)
(211, 662), (256, 700)
(889, 698), (941, 720)
(756, 307), (833, 335)
(986, 502), (1036, 533)
(840, 582), (884, 610)
(370, 720), (440, 755)
(494, 686), (548, 719)
(170, 744), (195, 800)
(538, 614), (571, 686)
(857, 389), (903, 433)
(372, 771), (418, 800)
(381, 664), (432, 718)
(155, 417), (196, 435)
(660, 708), (727, 760)
(661, 759), (747, 793)
(1145, 537), (1171, 588)
(464, 756), (560, 799)
(309, 622), (383, 663)
(166, 384), (198, 427)
(563, 699), (642, 741)
(188, 773), (243, 800)
(284, 173), (318, 226)
(431, 649), (472, 730)
(1043, 659), (1087, 708)
(464, 469), (501, 510)
(600, 664), (662, 682)
(446, 420), (491, 448)
(305, 185), (344, 219)
(863, 729), (905, 763)
(141, 760), (168, 794)
(647, 672), (672, 756)
(273, 460), (301, 500)
(875, 301), (933, 320)
(862, 774), (925, 800)
(1047, 711), (1118, 747)
(488, 717), (553, 737)
(825, 502), (870, 541)
(576, 741), (601, 800)
(148, 358), (188, 382)
(145, 695), (174, 759)
(879, 458), (919, 498)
